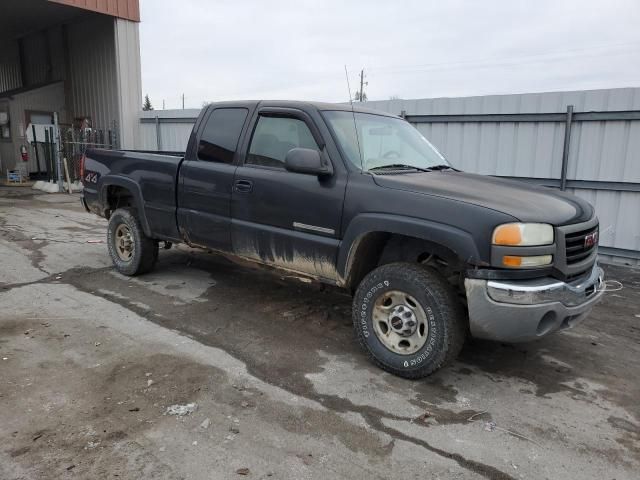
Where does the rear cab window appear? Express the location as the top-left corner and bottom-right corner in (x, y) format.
(197, 108), (248, 163)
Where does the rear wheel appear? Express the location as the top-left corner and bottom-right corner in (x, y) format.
(352, 262), (466, 379)
(107, 208), (157, 276)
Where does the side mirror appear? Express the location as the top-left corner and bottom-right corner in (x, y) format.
(284, 148), (333, 176)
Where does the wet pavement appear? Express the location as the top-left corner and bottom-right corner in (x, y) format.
(1, 187), (639, 479)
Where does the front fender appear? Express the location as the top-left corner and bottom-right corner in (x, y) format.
(99, 175), (152, 237)
(337, 213), (483, 280)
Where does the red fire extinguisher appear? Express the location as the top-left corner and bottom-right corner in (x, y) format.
(20, 144), (28, 162)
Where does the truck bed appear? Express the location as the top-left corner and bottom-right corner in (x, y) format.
(82, 148), (184, 241)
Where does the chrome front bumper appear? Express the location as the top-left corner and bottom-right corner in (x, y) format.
(465, 264), (604, 342)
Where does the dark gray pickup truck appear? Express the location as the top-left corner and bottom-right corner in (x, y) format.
(81, 100), (604, 378)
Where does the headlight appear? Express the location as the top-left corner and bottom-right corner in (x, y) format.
(492, 223), (554, 246)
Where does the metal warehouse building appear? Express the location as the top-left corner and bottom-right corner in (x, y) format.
(0, 0), (142, 178)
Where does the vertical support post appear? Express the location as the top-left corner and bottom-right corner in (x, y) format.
(44, 128), (51, 182)
(155, 115), (161, 151)
(63, 157), (72, 194)
(560, 105), (574, 191)
(112, 120), (119, 149)
(31, 124), (42, 174)
(53, 112), (64, 189)
(70, 127), (77, 181)
(400, 110), (407, 119)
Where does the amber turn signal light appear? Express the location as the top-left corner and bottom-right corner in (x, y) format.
(502, 255), (553, 268)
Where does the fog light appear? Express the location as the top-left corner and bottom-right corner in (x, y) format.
(502, 255), (552, 267)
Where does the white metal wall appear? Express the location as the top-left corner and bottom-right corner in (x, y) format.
(114, 18), (142, 149)
(66, 15), (119, 132)
(139, 109), (201, 151)
(365, 88), (640, 265)
(569, 189), (639, 266)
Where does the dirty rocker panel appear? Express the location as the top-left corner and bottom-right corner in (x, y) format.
(231, 218), (340, 281)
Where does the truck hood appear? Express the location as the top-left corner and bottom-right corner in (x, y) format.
(372, 171), (593, 225)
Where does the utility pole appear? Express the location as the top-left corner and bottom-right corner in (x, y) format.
(181, 93), (185, 109)
(162, 99), (165, 110)
(358, 69), (367, 102)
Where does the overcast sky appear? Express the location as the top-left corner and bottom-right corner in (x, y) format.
(139, 0), (640, 109)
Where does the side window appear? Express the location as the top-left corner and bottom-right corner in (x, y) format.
(247, 116), (318, 168)
(197, 108), (248, 163)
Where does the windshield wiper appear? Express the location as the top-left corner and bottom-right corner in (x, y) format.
(425, 164), (455, 171)
(369, 164), (430, 173)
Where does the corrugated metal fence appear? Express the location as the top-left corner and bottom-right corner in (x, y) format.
(139, 109), (200, 151)
(138, 87), (640, 265)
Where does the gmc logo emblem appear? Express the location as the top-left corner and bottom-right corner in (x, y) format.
(584, 231), (598, 248)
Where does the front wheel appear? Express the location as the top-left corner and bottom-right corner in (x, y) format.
(107, 208), (158, 276)
(352, 262), (466, 379)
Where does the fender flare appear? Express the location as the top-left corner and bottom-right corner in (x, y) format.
(337, 213), (482, 281)
(99, 175), (152, 237)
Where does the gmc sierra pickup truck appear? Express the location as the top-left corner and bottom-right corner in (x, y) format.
(81, 100), (604, 378)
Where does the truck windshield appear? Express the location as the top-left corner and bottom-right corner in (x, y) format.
(323, 111), (449, 172)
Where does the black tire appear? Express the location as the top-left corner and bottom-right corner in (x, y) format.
(352, 262), (466, 379)
(107, 208), (157, 276)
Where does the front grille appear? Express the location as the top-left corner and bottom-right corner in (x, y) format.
(565, 227), (598, 265)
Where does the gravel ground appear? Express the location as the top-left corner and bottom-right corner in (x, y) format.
(1, 187), (639, 480)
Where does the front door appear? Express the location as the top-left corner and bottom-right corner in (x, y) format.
(231, 110), (346, 281)
(178, 107), (249, 251)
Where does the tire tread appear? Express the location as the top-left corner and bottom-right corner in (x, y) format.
(352, 262), (466, 379)
(107, 207), (157, 276)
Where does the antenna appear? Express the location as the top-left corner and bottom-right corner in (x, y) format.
(344, 65), (364, 170)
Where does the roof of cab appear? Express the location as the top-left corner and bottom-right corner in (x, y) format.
(206, 100), (400, 118)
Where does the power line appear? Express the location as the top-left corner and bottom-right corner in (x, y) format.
(367, 41), (640, 75)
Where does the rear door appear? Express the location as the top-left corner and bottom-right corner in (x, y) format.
(177, 107), (249, 251)
(231, 108), (346, 281)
